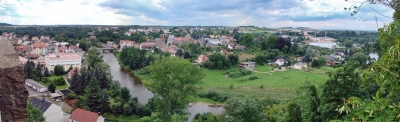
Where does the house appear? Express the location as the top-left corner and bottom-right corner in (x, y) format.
(206, 39), (220, 47)
(32, 36), (40, 42)
(163, 44), (179, 56)
(25, 79), (48, 92)
(69, 108), (105, 122)
(140, 41), (156, 51)
(275, 58), (285, 66)
(228, 43), (235, 50)
(294, 57), (303, 62)
(58, 89), (73, 100)
(220, 49), (228, 53)
(235, 46), (246, 51)
(29, 97), (67, 122)
(294, 62), (308, 70)
(55, 46), (68, 53)
(40, 35), (51, 43)
(45, 53), (82, 72)
(155, 38), (166, 48)
(124, 31), (131, 36)
(240, 62), (256, 70)
(106, 41), (113, 48)
(31, 42), (48, 55)
(196, 54), (208, 63)
(27, 53), (38, 59)
(68, 67), (80, 79)
(172, 37), (190, 46)
(90, 36), (97, 39)
(119, 40), (137, 50)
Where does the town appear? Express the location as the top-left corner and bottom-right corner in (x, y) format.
(0, 0), (399, 122)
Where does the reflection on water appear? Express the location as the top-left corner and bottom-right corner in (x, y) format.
(100, 52), (224, 121)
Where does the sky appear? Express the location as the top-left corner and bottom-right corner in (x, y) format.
(0, 0), (396, 30)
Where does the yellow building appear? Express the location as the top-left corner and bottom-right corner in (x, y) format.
(45, 53), (81, 73)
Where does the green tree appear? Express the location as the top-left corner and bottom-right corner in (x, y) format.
(286, 103), (302, 122)
(344, 40), (353, 48)
(44, 67), (50, 77)
(69, 68), (80, 93)
(120, 87), (131, 103)
(149, 57), (205, 121)
(87, 48), (104, 68)
(27, 102), (45, 122)
(54, 65), (65, 76)
(139, 36), (147, 43)
(48, 82), (56, 93)
(84, 78), (109, 113)
(311, 59), (320, 68)
(238, 34), (254, 47)
(296, 82), (320, 122)
(318, 61), (360, 121)
(183, 51), (191, 59)
(224, 97), (267, 122)
(227, 54), (239, 66)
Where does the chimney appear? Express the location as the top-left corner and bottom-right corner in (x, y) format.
(98, 112), (101, 116)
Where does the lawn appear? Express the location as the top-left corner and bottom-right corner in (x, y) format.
(45, 76), (68, 90)
(103, 113), (141, 122)
(199, 67), (332, 101)
(47, 76), (62, 81)
(254, 64), (275, 72)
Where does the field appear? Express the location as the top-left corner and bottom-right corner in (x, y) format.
(254, 64), (275, 72)
(199, 66), (335, 101)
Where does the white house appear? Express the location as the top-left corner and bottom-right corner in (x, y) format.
(119, 40), (136, 50)
(275, 58), (285, 66)
(228, 43), (235, 50)
(29, 97), (68, 122)
(69, 108), (105, 122)
(25, 79), (48, 92)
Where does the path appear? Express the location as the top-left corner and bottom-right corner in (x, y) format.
(250, 67), (288, 75)
(62, 75), (70, 87)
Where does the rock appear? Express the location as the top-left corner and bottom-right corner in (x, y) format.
(0, 37), (28, 122)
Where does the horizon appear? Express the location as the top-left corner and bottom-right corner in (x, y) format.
(0, 0), (394, 31)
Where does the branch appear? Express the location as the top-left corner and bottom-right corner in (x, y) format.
(367, 4), (393, 18)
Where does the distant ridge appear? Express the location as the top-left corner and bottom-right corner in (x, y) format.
(0, 23), (12, 26)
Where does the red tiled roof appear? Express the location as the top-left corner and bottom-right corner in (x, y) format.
(69, 108), (100, 122)
(221, 49), (228, 53)
(32, 42), (47, 48)
(277, 58), (285, 62)
(141, 41), (156, 48)
(69, 45), (78, 50)
(28, 53), (38, 58)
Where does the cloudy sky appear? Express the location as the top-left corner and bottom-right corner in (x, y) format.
(0, 0), (395, 30)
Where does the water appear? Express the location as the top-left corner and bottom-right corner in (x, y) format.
(100, 52), (224, 121)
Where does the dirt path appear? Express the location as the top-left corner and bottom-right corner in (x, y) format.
(250, 67), (287, 75)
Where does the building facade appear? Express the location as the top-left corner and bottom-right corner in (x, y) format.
(45, 53), (81, 72)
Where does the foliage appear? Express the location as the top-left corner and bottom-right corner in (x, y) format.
(318, 61), (361, 121)
(198, 91), (231, 102)
(224, 97), (268, 122)
(203, 53), (231, 69)
(66, 93), (78, 100)
(54, 65), (65, 76)
(286, 102), (302, 122)
(148, 57), (205, 121)
(276, 37), (292, 51)
(27, 102), (45, 122)
(138, 36), (147, 43)
(44, 67), (50, 77)
(48, 82), (56, 93)
(227, 69), (252, 78)
(238, 34), (255, 47)
(69, 68), (80, 93)
(120, 87), (131, 103)
(84, 78), (109, 113)
(193, 112), (223, 122)
(24, 60), (35, 79)
(87, 48), (104, 68)
(296, 82), (320, 122)
(119, 47), (149, 70)
(52, 77), (66, 86)
(227, 54), (239, 66)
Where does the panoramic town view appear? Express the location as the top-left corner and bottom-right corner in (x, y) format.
(0, 0), (399, 122)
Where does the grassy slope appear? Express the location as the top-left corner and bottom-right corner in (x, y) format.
(200, 66), (334, 101)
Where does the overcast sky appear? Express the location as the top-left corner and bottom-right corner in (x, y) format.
(0, 0), (395, 30)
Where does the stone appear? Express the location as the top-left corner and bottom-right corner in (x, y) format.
(0, 37), (28, 122)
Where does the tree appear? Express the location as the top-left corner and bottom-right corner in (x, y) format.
(139, 36), (147, 43)
(84, 78), (109, 113)
(28, 102), (45, 122)
(276, 37), (292, 51)
(311, 59), (320, 68)
(296, 82), (320, 122)
(120, 87), (131, 103)
(238, 34), (254, 47)
(148, 57), (205, 121)
(183, 51), (191, 59)
(24, 60), (35, 79)
(48, 82), (56, 93)
(344, 40), (353, 48)
(69, 68), (80, 93)
(227, 54), (239, 66)
(54, 65), (65, 76)
(224, 97), (267, 121)
(286, 103), (302, 122)
(44, 67), (50, 77)
(318, 61), (360, 121)
(87, 48), (104, 68)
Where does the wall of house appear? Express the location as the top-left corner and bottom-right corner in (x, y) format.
(97, 116), (104, 122)
(46, 64), (81, 72)
(43, 104), (63, 122)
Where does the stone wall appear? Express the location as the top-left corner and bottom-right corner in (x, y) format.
(0, 37), (28, 122)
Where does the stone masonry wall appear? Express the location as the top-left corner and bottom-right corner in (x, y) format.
(0, 37), (28, 122)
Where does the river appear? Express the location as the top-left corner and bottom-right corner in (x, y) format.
(100, 51), (224, 121)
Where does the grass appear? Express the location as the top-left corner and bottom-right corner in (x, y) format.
(47, 75), (62, 81)
(237, 52), (255, 61)
(200, 67), (333, 101)
(254, 64), (275, 72)
(196, 97), (223, 104)
(45, 75), (68, 90)
(103, 113), (141, 122)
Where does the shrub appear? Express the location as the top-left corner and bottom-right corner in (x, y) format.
(228, 69), (252, 78)
(198, 91), (231, 102)
(66, 93), (78, 100)
(53, 77), (66, 86)
(248, 76), (259, 80)
(260, 85), (264, 89)
(136, 69), (149, 75)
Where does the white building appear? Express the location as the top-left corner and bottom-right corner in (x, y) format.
(276, 58), (285, 66)
(25, 79), (48, 92)
(45, 53), (82, 73)
(29, 97), (68, 122)
(119, 40), (136, 50)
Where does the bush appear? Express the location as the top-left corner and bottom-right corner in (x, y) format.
(53, 77), (66, 86)
(248, 76), (259, 80)
(66, 93), (78, 100)
(136, 69), (149, 75)
(228, 69), (252, 78)
(260, 85), (264, 89)
(198, 91), (231, 102)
